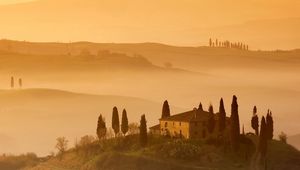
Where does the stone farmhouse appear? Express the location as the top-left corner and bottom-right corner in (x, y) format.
(150, 108), (230, 139)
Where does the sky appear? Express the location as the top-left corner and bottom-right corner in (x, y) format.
(0, 0), (299, 49)
(0, 0), (32, 4)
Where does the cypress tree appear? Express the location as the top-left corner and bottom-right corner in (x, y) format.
(209, 38), (212, 47)
(198, 102), (203, 111)
(230, 95), (240, 151)
(219, 98), (226, 132)
(112, 107), (120, 137)
(121, 109), (129, 136)
(139, 114), (147, 147)
(251, 106), (259, 135)
(161, 100), (170, 118)
(258, 116), (268, 158)
(19, 78), (23, 88)
(97, 114), (107, 140)
(266, 112), (274, 140)
(11, 76), (14, 89)
(208, 105), (215, 133)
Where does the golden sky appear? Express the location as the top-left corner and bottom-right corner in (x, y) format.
(0, 0), (299, 49)
(0, 0), (33, 4)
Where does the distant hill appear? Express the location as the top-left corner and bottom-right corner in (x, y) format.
(0, 0), (299, 49)
(0, 88), (185, 155)
(289, 134), (300, 150)
(0, 40), (299, 73)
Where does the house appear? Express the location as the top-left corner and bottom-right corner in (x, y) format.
(150, 108), (230, 139)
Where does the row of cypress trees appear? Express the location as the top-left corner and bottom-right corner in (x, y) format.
(251, 107), (274, 139)
(251, 107), (274, 161)
(209, 38), (249, 50)
(96, 107), (148, 147)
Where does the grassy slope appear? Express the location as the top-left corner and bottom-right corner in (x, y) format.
(24, 135), (300, 170)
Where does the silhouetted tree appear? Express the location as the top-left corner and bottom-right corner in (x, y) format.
(219, 98), (226, 133)
(121, 109), (129, 136)
(209, 38), (212, 47)
(10, 76), (14, 89)
(112, 107), (120, 137)
(55, 137), (68, 156)
(266, 111), (274, 140)
(161, 100), (170, 118)
(251, 106), (259, 135)
(18, 78), (23, 88)
(230, 95), (240, 151)
(97, 114), (106, 140)
(258, 116), (268, 158)
(198, 102), (203, 111)
(208, 105), (215, 133)
(139, 114), (147, 147)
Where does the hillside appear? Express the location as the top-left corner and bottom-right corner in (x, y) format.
(289, 134), (300, 150)
(18, 135), (300, 170)
(0, 88), (185, 156)
(1, 40), (299, 72)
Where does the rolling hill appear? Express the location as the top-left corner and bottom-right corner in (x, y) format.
(0, 88), (185, 156)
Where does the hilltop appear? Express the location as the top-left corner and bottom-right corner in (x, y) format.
(289, 134), (300, 150)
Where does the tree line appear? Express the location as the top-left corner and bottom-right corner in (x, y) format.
(209, 38), (249, 50)
(96, 107), (148, 147)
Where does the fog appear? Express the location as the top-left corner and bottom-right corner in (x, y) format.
(0, 41), (299, 156)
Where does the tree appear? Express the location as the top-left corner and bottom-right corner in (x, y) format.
(198, 102), (203, 111)
(230, 95), (240, 151)
(97, 114), (107, 140)
(79, 135), (96, 147)
(209, 38), (212, 47)
(258, 116), (268, 158)
(55, 137), (68, 155)
(219, 98), (226, 133)
(161, 100), (170, 118)
(266, 111), (274, 140)
(251, 106), (259, 135)
(121, 109), (129, 136)
(10, 76), (14, 89)
(112, 107), (120, 137)
(140, 114), (147, 147)
(279, 132), (287, 144)
(128, 122), (139, 135)
(207, 105), (215, 134)
(18, 78), (23, 88)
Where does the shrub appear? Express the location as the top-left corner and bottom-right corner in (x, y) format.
(155, 140), (202, 159)
(279, 132), (287, 144)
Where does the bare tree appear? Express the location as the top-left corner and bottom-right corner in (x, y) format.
(55, 137), (68, 156)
